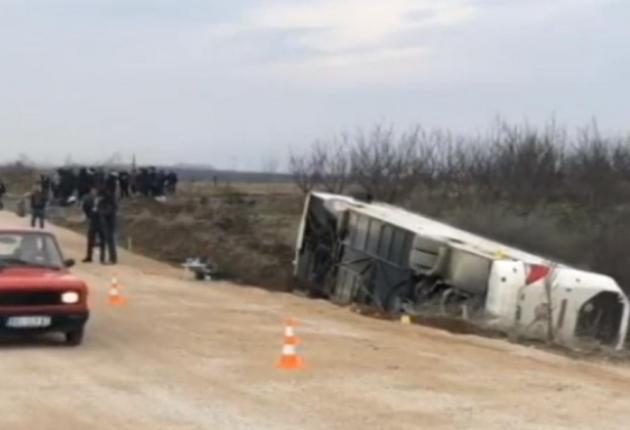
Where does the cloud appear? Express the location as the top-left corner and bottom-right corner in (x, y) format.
(213, 0), (475, 84)
(245, 0), (474, 51)
(0, 0), (628, 166)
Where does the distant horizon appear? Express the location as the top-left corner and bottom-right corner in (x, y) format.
(4, 116), (629, 173)
(1, 157), (294, 176)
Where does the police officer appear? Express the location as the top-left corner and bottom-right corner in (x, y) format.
(106, 171), (118, 197)
(82, 187), (105, 263)
(119, 170), (131, 199)
(0, 178), (6, 210)
(98, 187), (118, 265)
(77, 168), (91, 200)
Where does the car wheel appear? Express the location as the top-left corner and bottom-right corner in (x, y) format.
(65, 329), (84, 346)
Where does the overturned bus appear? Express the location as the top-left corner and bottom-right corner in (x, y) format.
(294, 192), (630, 350)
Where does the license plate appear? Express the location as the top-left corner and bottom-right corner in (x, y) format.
(6, 316), (51, 328)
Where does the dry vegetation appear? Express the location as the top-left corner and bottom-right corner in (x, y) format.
(290, 120), (630, 293)
(119, 183), (302, 289)
(0, 162), (39, 194)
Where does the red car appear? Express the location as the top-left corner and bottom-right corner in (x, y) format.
(0, 229), (89, 345)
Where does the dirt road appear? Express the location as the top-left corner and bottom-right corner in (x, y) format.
(1, 211), (629, 430)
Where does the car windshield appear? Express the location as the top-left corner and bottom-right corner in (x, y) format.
(0, 232), (64, 269)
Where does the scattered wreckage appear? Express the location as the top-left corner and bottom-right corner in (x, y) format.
(294, 192), (630, 351)
(183, 257), (218, 281)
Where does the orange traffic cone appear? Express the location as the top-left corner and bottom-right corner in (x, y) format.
(108, 276), (127, 306)
(277, 318), (305, 370)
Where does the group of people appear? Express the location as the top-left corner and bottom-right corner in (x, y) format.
(20, 178), (117, 265)
(50, 166), (179, 205)
(23, 166), (179, 265)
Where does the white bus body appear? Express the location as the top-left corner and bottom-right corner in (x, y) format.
(294, 192), (629, 350)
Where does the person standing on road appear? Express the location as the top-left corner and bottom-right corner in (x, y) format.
(30, 184), (47, 229)
(98, 187), (118, 265)
(0, 179), (6, 210)
(82, 187), (105, 263)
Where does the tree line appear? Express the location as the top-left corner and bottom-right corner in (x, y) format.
(289, 120), (630, 292)
(290, 120), (630, 209)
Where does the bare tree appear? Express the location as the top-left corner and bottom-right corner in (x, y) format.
(289, 136), (353, 195)
(312, 136), (352, 194)
(350, 125), (420, 203)
(564, 122), (617, 207)
(298, 119), (630, 300)
(288, 151), (319, 195)
(486, 121), (565, 205)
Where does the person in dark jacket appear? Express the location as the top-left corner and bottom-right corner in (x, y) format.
(40, 174), (51, 199)
(77, 168), (91, 201)
(119, 171), (130, 199)
(106, 172), (118, 197)
(30, 184), (47, 229)
(155, 170), (166, 197)
(167, 171), (178, 194)
(98, 188), (118, 265)
(58, 168), (77, 205)
(129, 170), (138, 196)
(0, 179), (6, 210)
(82, 187), (105, 263)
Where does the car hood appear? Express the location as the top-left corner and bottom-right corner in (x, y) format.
(0, 267), (86, 290)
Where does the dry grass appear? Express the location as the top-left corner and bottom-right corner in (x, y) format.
(0, 163), (39, 195)
(111, 182), (304, 291)
(180, 181), (300, 197)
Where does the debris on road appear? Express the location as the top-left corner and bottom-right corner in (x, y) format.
(182, 257), (218, 281)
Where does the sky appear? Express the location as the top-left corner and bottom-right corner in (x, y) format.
(0, 0), (628, 169)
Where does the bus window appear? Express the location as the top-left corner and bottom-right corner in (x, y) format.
(378, 224), (393, 260)
(389, 228), (412, 266)
(347, 213), (359, 245)
(353, 215), (370, 251)
(366, 220), (382, 256)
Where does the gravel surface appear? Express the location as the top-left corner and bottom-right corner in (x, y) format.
(1, 210), (629, 430)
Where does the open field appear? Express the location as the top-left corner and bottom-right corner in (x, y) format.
(1, 210), (630, 429)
